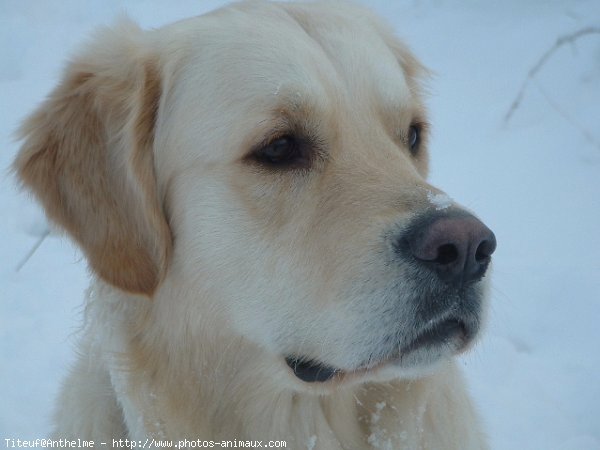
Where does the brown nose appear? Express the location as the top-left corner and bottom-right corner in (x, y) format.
(406, 211), (497, 285)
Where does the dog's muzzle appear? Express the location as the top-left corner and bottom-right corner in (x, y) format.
(286, 208), (496, 384)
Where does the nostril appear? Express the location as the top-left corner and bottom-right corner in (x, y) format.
(474, 231), (497, 264)
(435, 243), (459, 265)
(475, 240), (493, 263)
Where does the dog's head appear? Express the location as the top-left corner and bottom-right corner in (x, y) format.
(15, 1), (495, 389)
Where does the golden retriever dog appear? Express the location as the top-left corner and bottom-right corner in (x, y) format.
(15, 1), (496, 448)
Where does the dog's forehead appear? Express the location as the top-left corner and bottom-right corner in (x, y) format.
(280, 2), (414, 108)
(175, 2), (412, 111)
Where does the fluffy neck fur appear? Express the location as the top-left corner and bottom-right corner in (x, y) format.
(70, 280), (485, 450)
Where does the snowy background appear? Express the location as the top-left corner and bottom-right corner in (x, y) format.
(1, 0), (599, 448)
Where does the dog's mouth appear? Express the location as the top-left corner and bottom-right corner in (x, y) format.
(284, 357), (340, 383)
(285, 318), (470, 383)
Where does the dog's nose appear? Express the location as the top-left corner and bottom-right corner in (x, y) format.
(406, 211), (496, 285)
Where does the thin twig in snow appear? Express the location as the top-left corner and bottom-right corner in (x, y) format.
(504, 26), (600, 124)
(15, 229), (50, 272)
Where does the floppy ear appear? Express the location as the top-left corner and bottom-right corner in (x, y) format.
(14, 20), (171, 296)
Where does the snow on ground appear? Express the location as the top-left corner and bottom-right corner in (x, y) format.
(1, 1), (599, 448)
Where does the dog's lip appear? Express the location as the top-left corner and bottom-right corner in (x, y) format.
(400, 318), (469, 355)
(285, 318), (470, 384)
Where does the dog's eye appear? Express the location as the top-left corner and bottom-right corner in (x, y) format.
(408, 125), (420, 155)
(256, 135), (303, 166)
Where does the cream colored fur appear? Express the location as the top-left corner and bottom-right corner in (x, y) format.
(15, 1), (489, 448)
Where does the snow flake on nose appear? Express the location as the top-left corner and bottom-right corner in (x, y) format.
(427, 191), (453, 211)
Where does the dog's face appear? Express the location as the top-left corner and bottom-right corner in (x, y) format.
(16, 2), (495, 390)
(156, 2), (496, 386)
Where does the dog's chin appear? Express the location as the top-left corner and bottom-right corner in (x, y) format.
(285, 318), (474, 386)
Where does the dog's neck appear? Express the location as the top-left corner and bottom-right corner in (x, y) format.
(89, 281), (479, 449)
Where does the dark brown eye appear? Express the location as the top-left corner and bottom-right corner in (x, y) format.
(408, 125), (420, 155)
(257, 135), (302, 166)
